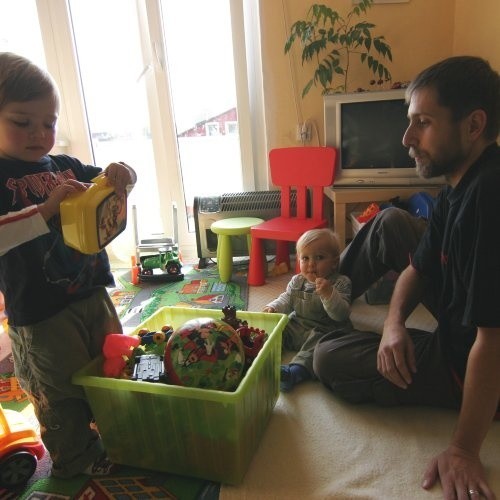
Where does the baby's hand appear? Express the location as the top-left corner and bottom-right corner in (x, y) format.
(38, 179), (88, 221)
(315, 278), (333, 299)
(105, 162), (134, 196)
(262, 306), (276, 313)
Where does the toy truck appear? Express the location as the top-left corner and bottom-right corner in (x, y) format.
(0, 404), (45, 488)
(132, 204), (184, 283)
(137, 245), (184, 283)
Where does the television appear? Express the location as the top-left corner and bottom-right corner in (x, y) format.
(324, 89), (444, 186)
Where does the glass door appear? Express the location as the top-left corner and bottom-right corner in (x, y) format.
(0, 0), (45, 64)
(160, 0), (244, 232)
(68, 0), (247, 258)
(0, 0), (258, 264)
(68, 0), (164, 262)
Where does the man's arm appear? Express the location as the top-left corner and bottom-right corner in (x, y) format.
(422, 327), (500, 499)
(378, 264), (429, 388)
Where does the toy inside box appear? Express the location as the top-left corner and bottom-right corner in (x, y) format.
(72, 306), (288, 485)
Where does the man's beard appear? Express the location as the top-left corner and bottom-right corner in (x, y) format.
(410, 149), (461, 179)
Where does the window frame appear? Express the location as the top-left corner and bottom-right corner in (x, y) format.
(33, 0), (267, 253)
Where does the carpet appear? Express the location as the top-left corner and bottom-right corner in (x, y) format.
(16, 467), (218, 499)
(111, 262), (249, 330)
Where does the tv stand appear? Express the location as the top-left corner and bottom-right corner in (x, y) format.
(324, 185), (443, 250)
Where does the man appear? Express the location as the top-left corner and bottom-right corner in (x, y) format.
(313, 55), (500, 500)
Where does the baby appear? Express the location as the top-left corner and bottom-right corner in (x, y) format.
(263, 228), (352, 391)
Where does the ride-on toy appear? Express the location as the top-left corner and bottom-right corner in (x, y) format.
(0, 404), (45, 488)
(132, 204), (184, 284)
(138, 244), (183, 281)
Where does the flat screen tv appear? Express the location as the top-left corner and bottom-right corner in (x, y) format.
(324, 89), (444, 186)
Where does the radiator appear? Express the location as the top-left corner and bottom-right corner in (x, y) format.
(193, 190), (297, 267)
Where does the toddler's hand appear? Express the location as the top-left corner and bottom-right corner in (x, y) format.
(315, 277), (333, 299)
(105, 162), (134, 196)
(38, 179), (88, 221)
(262, 306), (276, 313)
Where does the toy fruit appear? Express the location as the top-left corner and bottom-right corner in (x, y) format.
(102, 334), (140, 378)
(164, 317), (245, 391)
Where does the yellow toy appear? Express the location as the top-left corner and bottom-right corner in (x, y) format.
(60, 173), (127, 254)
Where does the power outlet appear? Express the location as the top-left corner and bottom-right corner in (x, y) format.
(296, 122), (312, 143)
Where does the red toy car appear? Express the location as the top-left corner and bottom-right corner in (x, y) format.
(0, 404), (45, 488)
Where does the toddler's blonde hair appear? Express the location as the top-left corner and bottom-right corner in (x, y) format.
(0, 52), (59, 111)
(296, 228), (340, 258)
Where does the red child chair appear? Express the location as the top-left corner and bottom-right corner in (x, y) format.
(247, 146), (337, 286)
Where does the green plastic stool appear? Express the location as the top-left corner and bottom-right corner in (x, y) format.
(211, 217), (264, 283)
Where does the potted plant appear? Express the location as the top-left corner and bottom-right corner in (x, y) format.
(284, 0), (393, 96)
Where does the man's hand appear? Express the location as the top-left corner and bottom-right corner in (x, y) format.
(422, 444), (496, 500)
(377, 322), (416, 389)
(38, 179), (88, 221)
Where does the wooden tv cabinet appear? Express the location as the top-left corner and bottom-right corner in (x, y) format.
(324, 185), (443, 250)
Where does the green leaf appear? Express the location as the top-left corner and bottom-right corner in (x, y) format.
(302, 79), (314, 98)
(285, 1), (392, 97)
(327, 55), (340, 67)
(317, 64), (333, 87)
(302, 39), (327, 62)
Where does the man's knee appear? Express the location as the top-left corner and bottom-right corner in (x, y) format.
(377, 207), (427, 239)
(371, 207), (426, 269)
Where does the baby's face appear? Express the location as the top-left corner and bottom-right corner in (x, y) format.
(0, 95), (58, 162)
(298, 238), (339, 283)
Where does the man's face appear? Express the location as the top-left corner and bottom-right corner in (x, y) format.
(402, 87), (468, 181)
(0, 95), (58, 162)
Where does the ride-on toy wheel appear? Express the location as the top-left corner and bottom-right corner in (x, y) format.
(0, 451), (37, 488)
(166, 263), (181, 275)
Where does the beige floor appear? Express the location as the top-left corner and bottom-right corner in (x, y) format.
(246, 267), (290, 312)
(247, 263), (437, 334)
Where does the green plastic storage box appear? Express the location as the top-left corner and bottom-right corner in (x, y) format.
(72, 306), (287, 485)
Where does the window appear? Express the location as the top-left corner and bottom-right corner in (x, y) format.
(0, 0), (266, 265)
(68, 0), (163, 262)
(206, 123), (221, 137)
(0, 0), (45, 66)
(226, 121), (239, 135)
